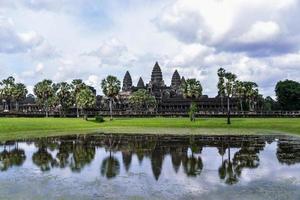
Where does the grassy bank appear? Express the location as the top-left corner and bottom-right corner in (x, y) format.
(0, 117), (300, 141)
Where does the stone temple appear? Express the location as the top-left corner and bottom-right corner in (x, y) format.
(2, 62), (238, 116)
(116, 62), (238, 114)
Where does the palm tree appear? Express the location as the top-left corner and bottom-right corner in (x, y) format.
(71, 79), (86, 118)
(235, 80), (246, 113)
(12, 83), (28, 111)
(76, 87), (96, 120)
(0, 76), (16, 111)
(217, 68), (226, 113)
(128, 89), (156, 112)
(244, 82), (259, 111)
(56, 82), (73, 117)
(34, 79), (57, 117)
(224, 72), (237, 124)
(101, 75), (121, 120)
(180, 78), (202, 121)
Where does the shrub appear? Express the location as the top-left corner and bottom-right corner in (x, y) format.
(95, 116), (105, 123)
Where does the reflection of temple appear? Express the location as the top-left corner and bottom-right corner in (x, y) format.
(2, 134), (300, 183)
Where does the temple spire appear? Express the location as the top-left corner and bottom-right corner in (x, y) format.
(137, 77), (145, 88)
(171, 70), (181, 88)
(151, 62), (164, 86)
(122, 71), (132, 91)
(181, 76), (186, 85)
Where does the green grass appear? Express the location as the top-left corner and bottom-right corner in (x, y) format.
(0, 117), (300, 141)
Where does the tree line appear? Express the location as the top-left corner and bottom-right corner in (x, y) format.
(1, 69), (300, 122)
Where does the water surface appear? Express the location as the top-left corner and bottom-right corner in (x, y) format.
(0, 134), (300, 200)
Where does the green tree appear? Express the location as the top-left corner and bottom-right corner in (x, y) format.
(275, 80), (300, 110)
(129, 89), (156, 112)
(71, 79), (86, 117)
(12, 83), (28, 111)
(217, 68), (226, 113)
(76, 87), (96, 120)
(0, 76), (16, 111)
(243, 82), (259, 111)
(224, 71), (237, 124)
(56, 82), (73, 117)
(188, 102), (198, 122)
(180, 78), (202, 121)
(101, 75), (121, 120)
(34, 79), (57, 117)
(234, 80), (246, 112)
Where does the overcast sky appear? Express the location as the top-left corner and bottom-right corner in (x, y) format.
(0, 0), (300, 97)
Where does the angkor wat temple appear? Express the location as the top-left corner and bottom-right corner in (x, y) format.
(11, 62), (238, 116)
(112, 62), (238, 114)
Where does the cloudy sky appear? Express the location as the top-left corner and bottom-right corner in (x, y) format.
(0, 0), (300, 97)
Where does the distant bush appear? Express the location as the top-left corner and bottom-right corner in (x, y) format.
(95, 116), (105, 123)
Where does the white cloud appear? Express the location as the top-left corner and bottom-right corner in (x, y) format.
(0, 0), (299, 98)
(156, 0), (299, 55)
(0, 17), (43, 53)
(238, 21), (281, 43)
(85, 38), (137, 66)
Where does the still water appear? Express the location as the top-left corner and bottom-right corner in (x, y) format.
(0, 134), (300, 200)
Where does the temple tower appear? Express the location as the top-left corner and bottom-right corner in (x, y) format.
(181, 76), (186, 85)
(171, 70), (181, 89)
(150, 62), (164, 87)
(137, 77), (145, 88)
(122, 71), (132, 91)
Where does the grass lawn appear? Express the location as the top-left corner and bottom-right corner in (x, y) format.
(0, 117), (300, 141)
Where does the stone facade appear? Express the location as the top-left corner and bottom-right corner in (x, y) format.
(118, 62), (239, 113)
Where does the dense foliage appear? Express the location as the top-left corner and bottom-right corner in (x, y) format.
(275, 80), (300, 110)
(101, 75), (121, 120)
(129, 89), (156, 111)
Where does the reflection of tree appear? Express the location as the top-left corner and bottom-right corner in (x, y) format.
(56, 141), (72, 168)
(101, 152), (120, 179)
(233, 146), (260, 177)
(70, 144), (95, 172)
(218, 147), (238, 185)
(0, 146), (26, 171)
(32, 147), (56, 171)
(122, 151), (132, 172)
(182, 155), (203, 177)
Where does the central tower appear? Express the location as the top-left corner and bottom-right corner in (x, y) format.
(150, 62), (165, 87)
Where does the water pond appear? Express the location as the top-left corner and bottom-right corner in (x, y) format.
(0, 134), (300, 200)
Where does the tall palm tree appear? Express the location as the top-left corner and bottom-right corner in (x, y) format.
(71, 79), (86, 118)
(244, 82), (259, 111)
(76, 87), (96, 120)
(12, 83), (28, 111)
(180, 78), (202, 121)
(34, 79), (56, 117)
(224, 72), (237, 124)
(0, 76), (16, 111)
(101, 75), (121, 120)
(235, 80), (246, 113)
(56, 82), (73, 117)
(217, 68), (226, 113)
